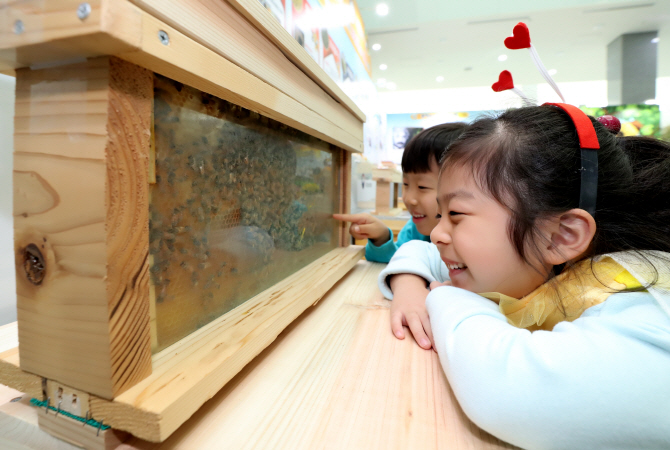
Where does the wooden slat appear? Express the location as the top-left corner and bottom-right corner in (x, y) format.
(0, 0), (141, 70)
(339, 149), (352, 247)
(118, 10), (362, 153)
(1, 0), (364, 153)
(87, 246), (364, 442)
(118, 262), (513, 449)
(225, 0), (365, 123)
(13, 56), (152, 400)
(128, 0), (363, 142)
(0, 323), (42, 399)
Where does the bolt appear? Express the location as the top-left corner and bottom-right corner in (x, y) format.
(158, 30), (170, 46)
(77, 3), (91, 20)
(14, 20), (24, 35)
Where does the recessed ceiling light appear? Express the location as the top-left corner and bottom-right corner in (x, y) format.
(372, 43), (382, 51)
(376, 3), (389, 16)
(498, 54), (507, 62)
(436, 76), (444, 82)
(379, 64), (388, 71)
(651, 37), (660, 44)
(386, 81), (397, 90)
(377, 78), (387, 87)
(548, 69), (558, 75)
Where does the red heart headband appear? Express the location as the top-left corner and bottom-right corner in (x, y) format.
(489, 22), (620, 216)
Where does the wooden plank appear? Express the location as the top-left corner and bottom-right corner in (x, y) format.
(0, 324), (42, 399)
(1, 0), (363, 153)
(225, 0), (365, 123)
(117, 11), (362, 153)
(128, 0), (363, 142)
(0, 0), (142, 70)
(13, 56), (152, 400)
(339, 149), (352, 247)
(87, 246), (364, 442)
(118, 261), (513, 449)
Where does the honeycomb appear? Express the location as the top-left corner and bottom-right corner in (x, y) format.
(150, 75), (340, 351)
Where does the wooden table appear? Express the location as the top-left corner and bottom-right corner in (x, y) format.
(1, 261), (513, 450)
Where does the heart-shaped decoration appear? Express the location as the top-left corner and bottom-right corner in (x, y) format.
(504, 22), (531, 50)
(492, 70), (514, 92)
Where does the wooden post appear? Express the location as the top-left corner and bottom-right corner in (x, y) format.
(13, 56), (153, 400)
(339, 149), (351, 247)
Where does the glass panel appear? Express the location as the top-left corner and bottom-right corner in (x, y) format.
(150, 75), (340, 352)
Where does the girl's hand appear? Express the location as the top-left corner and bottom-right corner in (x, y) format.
(430, 280), (453, 290)
(333, 213), (390, 246)
(389, 274), (434, 350)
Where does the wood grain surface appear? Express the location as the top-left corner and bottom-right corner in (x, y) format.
(13, 56), (152, 400)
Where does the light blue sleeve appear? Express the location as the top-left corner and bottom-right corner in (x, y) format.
(426, 288), (670, 449)
(364, 221), (427, 263)
(377, 240), (449, 299)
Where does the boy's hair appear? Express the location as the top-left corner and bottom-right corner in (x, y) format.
(442, 106), (670, 270)
(401, 123), (468, 173)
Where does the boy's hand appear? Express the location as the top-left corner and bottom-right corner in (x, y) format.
(389, 274), (434, 350)
(333, 213), (390, 246)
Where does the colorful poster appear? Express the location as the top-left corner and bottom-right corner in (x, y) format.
(260, 0), (286, 27)
(321, 29), (341, 82)
(292, 0), (321, 64)
(581, 104), (661, 137)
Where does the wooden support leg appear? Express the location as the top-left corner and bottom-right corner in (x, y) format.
(13, 56), (153, 399)
(375, 180), (391, 215)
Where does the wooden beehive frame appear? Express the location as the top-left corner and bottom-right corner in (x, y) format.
(1, 0), (365, 443)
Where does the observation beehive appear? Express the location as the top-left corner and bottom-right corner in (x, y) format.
(0, 0), (365, 444)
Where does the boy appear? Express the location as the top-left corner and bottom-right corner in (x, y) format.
(335, 123), (467, 263)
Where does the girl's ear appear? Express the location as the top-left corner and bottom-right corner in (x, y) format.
(542, 209), (596, 265)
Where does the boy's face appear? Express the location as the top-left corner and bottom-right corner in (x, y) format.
(402, 158), (440, 236)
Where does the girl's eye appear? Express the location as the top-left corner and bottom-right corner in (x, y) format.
(418, 186), (430, 190)
(449, 211), (462, 216)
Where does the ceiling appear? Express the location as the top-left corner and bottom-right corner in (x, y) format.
(356, 0), (670, 91)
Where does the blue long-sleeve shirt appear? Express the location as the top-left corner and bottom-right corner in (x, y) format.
(364, 220), (430, 263)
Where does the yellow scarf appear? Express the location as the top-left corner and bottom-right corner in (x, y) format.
(479, 257), (642, 331)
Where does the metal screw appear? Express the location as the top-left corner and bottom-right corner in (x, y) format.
(77, 3), (91, 21)
(158, 30), (170, 46)
(14, 20), (24, 35)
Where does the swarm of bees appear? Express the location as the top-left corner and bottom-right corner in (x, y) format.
(149, 75), (340, 350)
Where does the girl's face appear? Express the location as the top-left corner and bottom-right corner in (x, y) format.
(430, 165), (551, 298)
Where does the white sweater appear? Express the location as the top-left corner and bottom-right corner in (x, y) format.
(379, 240), (670, 450)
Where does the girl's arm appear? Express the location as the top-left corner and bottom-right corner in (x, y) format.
(426, 287), (670, 449)
(377, 240), (448, 299)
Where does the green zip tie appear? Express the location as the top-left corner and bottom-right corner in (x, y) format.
(30, 398), (111, 430)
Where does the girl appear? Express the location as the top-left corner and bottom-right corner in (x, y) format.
(379, 105), (670, 449)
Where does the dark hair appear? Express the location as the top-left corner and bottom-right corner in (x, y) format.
(401, 122), (468, 173)
(442, 106), (670, 273)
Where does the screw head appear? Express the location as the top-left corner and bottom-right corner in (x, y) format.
(14, 20), (24, 35)
(77, 3), (91, 20)
(158, 30), (170, 46)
